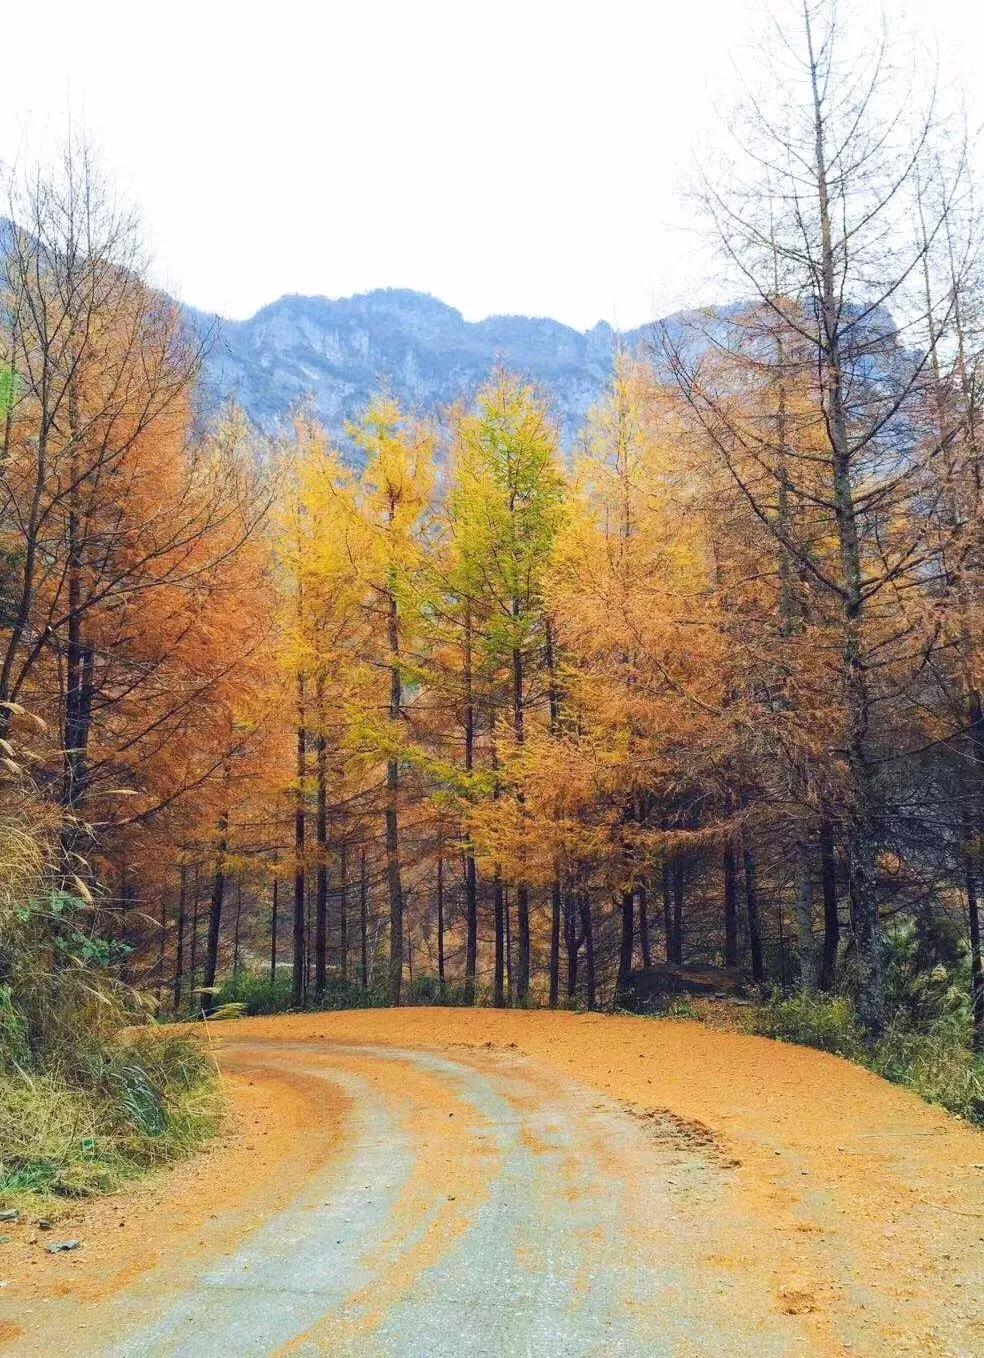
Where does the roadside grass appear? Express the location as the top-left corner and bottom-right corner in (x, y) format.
(665, 990), (984, 1126)
(208, 967), (475, 1017)
(0, 1027), (222, 1216)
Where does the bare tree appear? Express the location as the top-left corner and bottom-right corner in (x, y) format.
(663, 0), (973, 1034)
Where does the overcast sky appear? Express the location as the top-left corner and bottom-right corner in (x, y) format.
(3, 0), (981, 330)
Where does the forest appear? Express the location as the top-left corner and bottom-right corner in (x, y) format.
(0, 0), (982, 1204)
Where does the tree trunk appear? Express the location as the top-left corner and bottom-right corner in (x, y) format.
(270, 873), (279, 985)
(966, 695), (984, 1051)
(818, 813), (840, 991)
(188, 864), (200, 1019)
(462, 606), (478, 1005)
(504, 886), (513, 1001)
(671, 857), (685, 965)
(565, 885), (579, 1000)
(172, 864), (186, 1016)
(493, 869), (506, 1008)
(464, 852), (478, 1004)
(661, 860), (674, 963)
(580, 892), (596, 1010)
(202, 813), (229, 1005)
(549, 871), (562, 1008)
(511, 636), (530, 1003)
(360, 847), (369, 991)
(793, 838), (819, 988)
(315, 681), (328, 1002)
(546, 620), (563, 1010)
(292, 675), (307, 1009)
(156, 892), (167, 1004)
(742, 843), (765, 985)
(436, 852), (445, 986)
(386, 579), (404, 1006)
(616, 889), (634, 1002)
(967, 853), (983, 1054)
(339, 843), (349, 983)
(807, 11), (884, 1033)
(723, 839), (739, 968)
(637, 883), (652, 970)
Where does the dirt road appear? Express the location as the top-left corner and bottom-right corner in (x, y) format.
(1, 1009), (981, 1356)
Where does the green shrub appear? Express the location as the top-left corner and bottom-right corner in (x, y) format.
(211, 968), (378, 1015)
(405, 975), (474, 1007)
(753, 991), (864, 1059)
(211, 969), (295, 1016)
(752, 988), (984, 1126)
(872, 1014), (984, 1124)
(0, 1028), (220, 1206)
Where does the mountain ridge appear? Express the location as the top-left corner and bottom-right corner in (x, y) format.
(187, 286), (668, 444)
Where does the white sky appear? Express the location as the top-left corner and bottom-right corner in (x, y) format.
(3, 0), (982, 330)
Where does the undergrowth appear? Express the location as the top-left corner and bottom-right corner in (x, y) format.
(0, 1029), (221, 1208)
(749, 989), (984, 1125)
(0, 797), (222, 1212)
(209, 967), (475, 1017)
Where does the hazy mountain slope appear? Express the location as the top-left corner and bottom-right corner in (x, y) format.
(188, 288), (676, 443)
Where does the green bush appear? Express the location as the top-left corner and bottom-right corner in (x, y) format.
(211, 967), (476, 1015)
(753, 991), (864, 1058)
(405, 975), (474, 1007)
(752, 988), (984, 1126)
(0, 1028), (220, 1205)
(872, 1014), (984, 1124)
(0, 798), (222, 1209)
(211, 968), (378, 1015)
(211, 969), (295, 1016)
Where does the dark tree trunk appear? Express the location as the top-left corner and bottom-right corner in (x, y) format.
(172, 864), (186, 1015)
(462, 606), (478, 1005)
(157, 892), (167, 1004)
(661, 860), (674, 963)
(546, 619), (563, 1010)
(512, 635), (530, 1003)
(742, 844), (765, 985)
(59, 401), (94, 878)
(436, 852), (445, 986)
(616, 889), (634, 1002)
(360, 847), (369, 991)
(967, 853), (983, 1054)
(504, 886), (513, 1001)
(808, 26), (884, 1033)
(549, 872), (562, 1008)
(637, 882), (652, 969)
(580, 892), (596, 1010)
(386, 576), (404, 1006)
(966, 694), (984, 1051)
(818, 813), (840, 991)
(339, 843), (349, 982)
(515, 884), (530, 1003)
(270, 873), (279, 985)
(315, 683), (328, 1002)
(723, 839), (739, 968)
(464, 852), (478, 1004)
(292, 675), (307, 1010)
(202, 814), (229, 1005)
(493, 869), (506, 1008)
(564, 885), (579, 1000)
(672, 857), (685, 965)
(188, 864), (200, 1019)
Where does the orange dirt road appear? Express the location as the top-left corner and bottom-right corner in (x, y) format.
(0, 1009), (981, 1356)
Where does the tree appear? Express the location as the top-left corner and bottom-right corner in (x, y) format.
(665, 0), (973, 1035)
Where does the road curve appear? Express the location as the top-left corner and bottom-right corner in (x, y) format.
(1, 1010), (981, 1357)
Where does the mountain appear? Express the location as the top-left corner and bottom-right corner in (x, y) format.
(187, 288), (674, 446)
